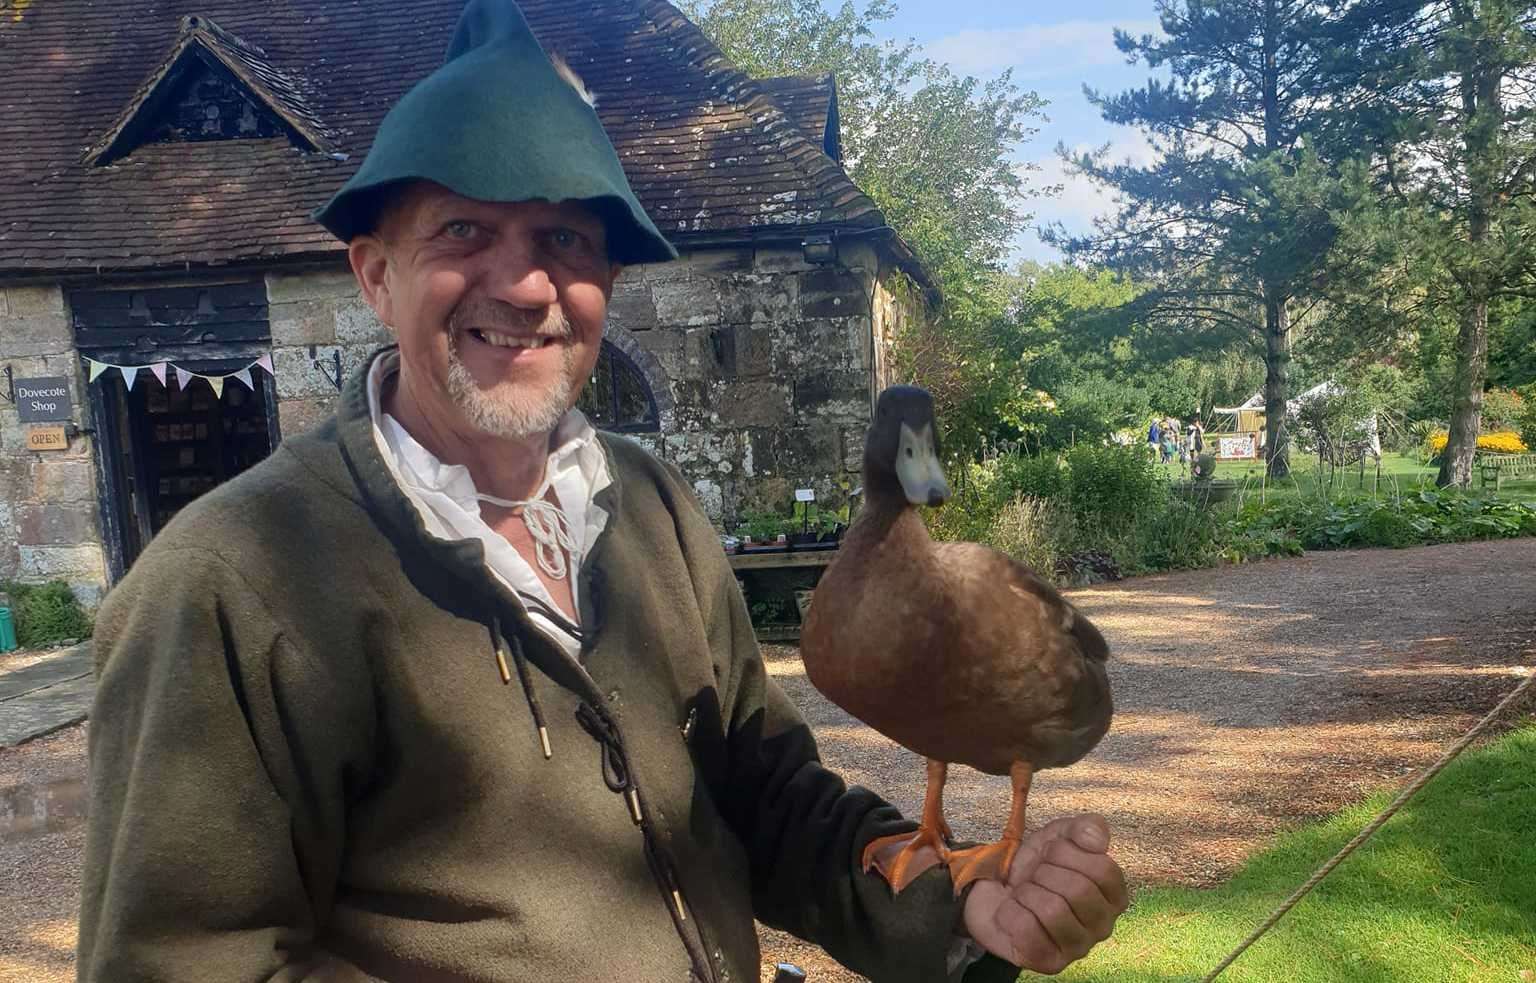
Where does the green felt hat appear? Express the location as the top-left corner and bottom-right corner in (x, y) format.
(312, 0), (677, 264)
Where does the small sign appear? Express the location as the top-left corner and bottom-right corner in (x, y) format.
(794, 488), (816, 503)
(1217, 434), (1258, 460)
(15, 376), (73, 422)
(26, 425), (69, 451)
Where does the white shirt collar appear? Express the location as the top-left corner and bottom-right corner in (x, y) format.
(364, 351), (613, 659)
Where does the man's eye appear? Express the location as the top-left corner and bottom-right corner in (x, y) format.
(443, 221), (477, 239)
(549, 228), (588, 252)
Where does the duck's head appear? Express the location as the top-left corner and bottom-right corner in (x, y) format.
(866, 385), (951, 508)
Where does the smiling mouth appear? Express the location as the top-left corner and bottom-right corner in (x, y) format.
(468, 328), (552, 350)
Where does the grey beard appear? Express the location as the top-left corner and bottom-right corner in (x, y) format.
(445, 334), (575, 440)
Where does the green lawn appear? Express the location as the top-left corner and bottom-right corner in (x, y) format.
(1057, 723), (1536, 983)
(1153, 451), (1536, 502)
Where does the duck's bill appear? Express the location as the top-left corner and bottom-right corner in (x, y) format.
(897, 423), (951, 507)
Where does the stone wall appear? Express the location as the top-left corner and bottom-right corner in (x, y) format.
(872, 268), (923, 399)
(0, 284), (109, 603)
(616, 242), (882, 526)
(265, 267), (393, 436)
(0, 250), (924, 603)
(266, 248), (898, 528)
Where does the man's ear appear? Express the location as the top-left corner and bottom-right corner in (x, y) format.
(349, 234), (396, 328)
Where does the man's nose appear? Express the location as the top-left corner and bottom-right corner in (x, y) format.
(477, 236), (558, 309)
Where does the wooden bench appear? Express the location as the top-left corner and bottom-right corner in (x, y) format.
(1477, 453), (1536, 490)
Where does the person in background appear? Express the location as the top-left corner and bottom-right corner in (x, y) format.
(1147, 417), (1163, 460)
(1160, 418), (1178, 464)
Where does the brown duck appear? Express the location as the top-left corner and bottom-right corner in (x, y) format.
(800, 385), (1113, 895)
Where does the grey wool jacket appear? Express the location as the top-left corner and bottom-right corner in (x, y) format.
(77, 347), (1021, 983)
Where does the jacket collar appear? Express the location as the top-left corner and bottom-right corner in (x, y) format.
(335, 346), (623, 705)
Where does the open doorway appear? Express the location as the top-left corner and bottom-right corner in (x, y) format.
(90, 363), (279, 575)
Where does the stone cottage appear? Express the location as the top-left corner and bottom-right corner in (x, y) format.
(0, 0), (935, 601)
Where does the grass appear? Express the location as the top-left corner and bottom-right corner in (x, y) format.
(1158, 451), (1536, 503)
(1057, 722), (1536, 983)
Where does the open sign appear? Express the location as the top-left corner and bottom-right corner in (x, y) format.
(15, 376), (73, 422)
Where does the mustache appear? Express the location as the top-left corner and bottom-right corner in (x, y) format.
(449, 301), (572, 338)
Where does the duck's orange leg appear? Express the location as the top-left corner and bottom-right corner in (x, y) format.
(947, 760), (1033, 896)
(862, 758), (954, 893)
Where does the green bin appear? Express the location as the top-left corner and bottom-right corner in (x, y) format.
(0, 607), (16, 653)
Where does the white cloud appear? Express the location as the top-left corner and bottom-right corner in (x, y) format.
(1016, 133), (1159, 261)
(927, 19), (1161, 78)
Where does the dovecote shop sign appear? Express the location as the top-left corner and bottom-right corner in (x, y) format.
(15, 377), (73, 422)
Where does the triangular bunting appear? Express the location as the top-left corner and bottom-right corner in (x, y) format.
(87, 359), (109, 383)
(175, 366), (195, 390)
(208, 375), (225, 398)
(255, 353), (274, 376)
(121, 365), (140, 391)
(149, 362), (168, 386)
(232, 368), (254, 390)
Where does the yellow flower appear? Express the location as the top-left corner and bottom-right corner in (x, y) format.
(1479, 431), (1529, 453)
(1431, 431), (1530, 453)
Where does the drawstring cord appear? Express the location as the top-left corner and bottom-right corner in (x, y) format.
(490, 613), (552, 760)
(477, 492), (576, 581)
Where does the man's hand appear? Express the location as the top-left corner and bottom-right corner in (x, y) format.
(960, 815), (1128, 975)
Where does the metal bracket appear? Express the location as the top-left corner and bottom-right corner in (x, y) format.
(308, 346), (343, 391)
(0, 365), (13, 404)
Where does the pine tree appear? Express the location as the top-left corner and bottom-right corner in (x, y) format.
(1055, 0), (1422, 478)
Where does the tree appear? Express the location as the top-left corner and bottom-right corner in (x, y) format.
(677, 0), (1047, 291)
(1053, 0), (1423, 479)
(1411, 1), (1536, 485)
(1307, 0), (1536, 485)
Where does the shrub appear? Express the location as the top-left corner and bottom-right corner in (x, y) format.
(1, 580), (93, 648)
(1122, 496), (1224, 573)
(996, 453), (1065, 501)
(986, 496), (1066, 577)
(1228, 488), (1536, 551)
(1064, 444), (1162, 531)
(1520, 392), (1536, 453)
(927, 459), (1008, 544)
(1481, 387), (1526, 432)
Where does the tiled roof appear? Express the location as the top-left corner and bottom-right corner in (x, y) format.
(757, 76), (839, 162)
(0, 0), (886, 279)
(85, 14), (336, 166)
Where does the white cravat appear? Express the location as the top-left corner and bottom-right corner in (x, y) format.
(366, 353), (611, 659)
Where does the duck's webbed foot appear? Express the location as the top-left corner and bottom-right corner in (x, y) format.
(947, 837), (1022, 895)
(946, 759), (1034, 896)
(862, 758), (954, 894)
(862, 823), (952, 893)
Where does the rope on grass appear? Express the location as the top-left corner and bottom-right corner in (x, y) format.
(1201, 665), (1536, 982)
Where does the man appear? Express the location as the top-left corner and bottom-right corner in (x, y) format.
(77, 2), (1126, 980)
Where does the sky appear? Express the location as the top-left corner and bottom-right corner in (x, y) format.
(871, 0), (1166, 264)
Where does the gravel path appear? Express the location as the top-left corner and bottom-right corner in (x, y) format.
(757, 538), (1536, 981)
(2, 540), (1533, 983)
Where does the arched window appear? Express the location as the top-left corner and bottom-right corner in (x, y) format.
(578, 340), (660, 433)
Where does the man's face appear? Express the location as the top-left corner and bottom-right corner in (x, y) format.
(350, 182), (619, 440)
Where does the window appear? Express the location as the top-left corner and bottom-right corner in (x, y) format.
(578, 341), (659, 433)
